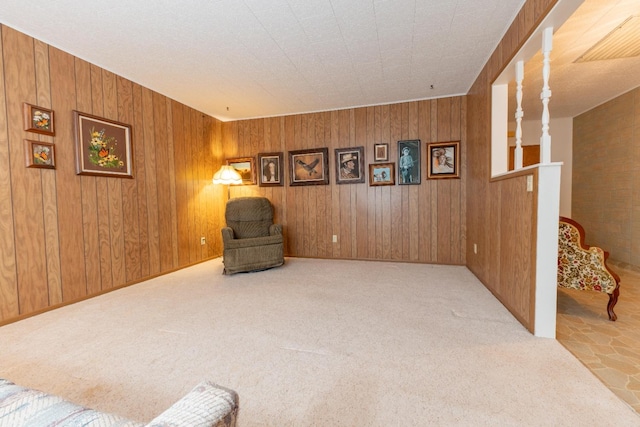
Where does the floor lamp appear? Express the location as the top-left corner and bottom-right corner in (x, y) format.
(212, 165), (242, 200)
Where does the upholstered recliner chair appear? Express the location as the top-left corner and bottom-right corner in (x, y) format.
(557, 216), (620, 321)
(222, 197), (284, 274)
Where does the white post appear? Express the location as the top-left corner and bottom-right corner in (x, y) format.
(514, 60), (524, 170)
(540, 27), (553, 164)
(534, 163), (562, 338)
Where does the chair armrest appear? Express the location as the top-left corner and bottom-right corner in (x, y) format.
(221, 227), (235, 243)
(270, 224), (282, 236)
(223, 234), (282, 250)
(146, 381), (238, 427)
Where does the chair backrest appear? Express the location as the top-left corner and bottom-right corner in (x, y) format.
(558, 216), (618, 294)
(225, 197), (274, 239)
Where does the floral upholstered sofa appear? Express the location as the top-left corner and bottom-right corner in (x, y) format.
(0, 378), (238, 427)
(557, 216), (620, 321)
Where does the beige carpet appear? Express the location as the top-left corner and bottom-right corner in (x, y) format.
(0, 258), (638, 426)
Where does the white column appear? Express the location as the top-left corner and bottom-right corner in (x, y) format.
(540, 27), (553, 164)
(534, 163), (562, 338)
(514, 60), (524, 170)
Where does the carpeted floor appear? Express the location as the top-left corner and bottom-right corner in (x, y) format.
(0, 258), (638, 426)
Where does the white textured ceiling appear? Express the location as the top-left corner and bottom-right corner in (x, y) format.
(0, 0), (525, 121)
(1, 1), (636, 122)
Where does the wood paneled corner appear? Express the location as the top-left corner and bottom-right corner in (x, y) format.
(222, 99), (467, 265)
(0, 24), (224, 323)
(465, 0), (560, 332)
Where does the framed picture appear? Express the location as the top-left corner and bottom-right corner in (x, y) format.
(258, 152), (283, 187)
(369, 162), (395, 186)
(25, 140), (55, 169)
(288, 147), (329, 186)
(335, 146), (365, 184)
(427, 141), (460, 179)
(23, 103), (55, 136)
(73, 111), (133, 178)
(374, 143), (388, 161)
(398, 139), (420, 184)
(226, 157), (256, 185)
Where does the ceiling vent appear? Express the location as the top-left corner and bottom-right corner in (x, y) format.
(575, 15), (640, 62)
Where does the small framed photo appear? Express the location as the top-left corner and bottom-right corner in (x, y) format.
(369, 162), (395, 186)
(374, 143), (388, 161)
(226, 157), (256, 185)
(427, 141), (460, 179)
(73, 111), (133, 178)
(24, 103), (55, 136)
(335, 146), (365, 184)
(258, 152), (284, 187)
(25, 140), (55, 169)
(398, 139), (420, 185)
(289, 147), (329, 186)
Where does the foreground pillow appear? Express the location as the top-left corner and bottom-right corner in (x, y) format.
(147, 381), (238, 427)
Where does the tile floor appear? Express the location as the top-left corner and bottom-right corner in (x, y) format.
(556, 260), (640, 413)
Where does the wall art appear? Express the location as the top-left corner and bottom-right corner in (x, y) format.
(73, 111), (133, 178)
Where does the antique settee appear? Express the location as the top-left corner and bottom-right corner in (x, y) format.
(0, 378), (238, 426)
(557, 216), (620, 321)
(222, 197), (284, 274)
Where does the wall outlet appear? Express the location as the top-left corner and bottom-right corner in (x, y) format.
(473, 243), (478, 254)
(332, 235), (338, 243)
(200, 236), (206, 246)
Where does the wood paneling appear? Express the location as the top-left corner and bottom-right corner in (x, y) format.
(0, 27), (19, 320)
(465, 0), (559, 332)
(4, 27), (49, 314)
(0, 24), (223, 324)
(117, 76), (142, 283)
(508, 145), (540, 170)
(221, 97), (467, 264)
(1, 0), (557, 328)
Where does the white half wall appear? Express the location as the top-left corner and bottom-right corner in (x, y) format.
(535, 163), (562, 338)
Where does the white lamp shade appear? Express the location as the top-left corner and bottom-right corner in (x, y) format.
(212, 165), (242, 185)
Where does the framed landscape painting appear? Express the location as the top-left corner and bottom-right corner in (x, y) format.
(226, 157), (256, 185)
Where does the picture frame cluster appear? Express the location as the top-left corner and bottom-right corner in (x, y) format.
(226, 139), (460, 188)
(23, 103), (56, 169)
(23, 102), (135, 178)
(22, 98), (460, 186)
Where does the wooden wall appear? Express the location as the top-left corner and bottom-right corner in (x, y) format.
(0, 25), (225, 323)
(465, 0), (558, 331)
(221, 98), (467, 264)
(1, 0), (559, 326)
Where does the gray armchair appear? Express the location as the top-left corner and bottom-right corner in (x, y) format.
(221, 197), (284, 274)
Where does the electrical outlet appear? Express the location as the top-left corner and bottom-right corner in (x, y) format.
(200, 236), (206, 245)
(332, 235), (338, 243)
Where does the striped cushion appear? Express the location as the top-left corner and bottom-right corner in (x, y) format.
(147, 381), (238, 427)
(0, 379), (141, 427)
